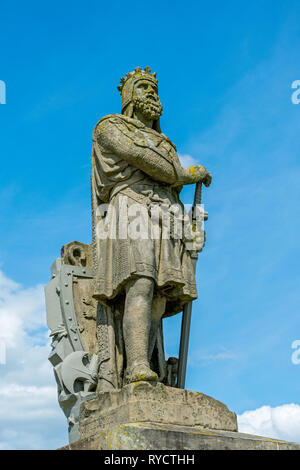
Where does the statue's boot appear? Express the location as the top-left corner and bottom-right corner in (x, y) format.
(126, 361), (158, 384)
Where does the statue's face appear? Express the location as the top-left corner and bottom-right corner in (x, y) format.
(132, 79), (163, 121)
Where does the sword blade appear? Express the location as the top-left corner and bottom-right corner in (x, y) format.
(177, 182), (202, 389)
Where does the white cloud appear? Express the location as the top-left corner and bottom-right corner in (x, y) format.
(0, 272), (44, 347)
(188, 346), (237, 367)
(197, 351), (237, 361)
(238, 404), (300, 443)
(178, 153), (198, 168)
(0, 269), (67, 449)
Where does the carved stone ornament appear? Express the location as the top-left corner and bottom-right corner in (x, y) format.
(45, 243), (99, 442)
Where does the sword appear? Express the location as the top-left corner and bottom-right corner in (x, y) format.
(177, 182), (203, 389)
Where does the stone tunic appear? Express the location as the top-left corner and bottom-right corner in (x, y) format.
(91, 114), (197, 316)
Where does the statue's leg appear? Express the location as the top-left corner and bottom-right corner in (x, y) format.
(123, 276), (158, 383)
(148, 295), (166, 363)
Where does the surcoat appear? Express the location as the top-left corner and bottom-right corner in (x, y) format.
(91, 114), (197, 316)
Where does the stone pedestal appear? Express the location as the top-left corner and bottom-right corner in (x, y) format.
(59, 382), (300, 450)
(62, 422), (300, 450)
(78, 381), (237, 438)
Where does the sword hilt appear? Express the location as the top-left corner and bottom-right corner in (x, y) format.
(193, 181), (202, 207)
(192, 182), (203, 222)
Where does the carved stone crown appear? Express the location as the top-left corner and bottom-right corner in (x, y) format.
(117, 66), (158, 114)
(117, 66), (157, 95)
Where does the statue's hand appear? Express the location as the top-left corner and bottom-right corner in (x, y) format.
(183, 216), (206, 252)
(203, 170), (212, 188)
(188, 165), (212, 187)
(193, 228), (206, 253)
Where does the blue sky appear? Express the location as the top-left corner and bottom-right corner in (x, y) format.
(1, 0), (300, 449)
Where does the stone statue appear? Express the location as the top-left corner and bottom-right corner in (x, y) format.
(91, 66), (211, 386)
(46, 68), (300, 451)
(45, 66), (213, 443)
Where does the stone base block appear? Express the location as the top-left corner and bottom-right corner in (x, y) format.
(59, 382), (300, 450)
(78, 381), (238, 440)
(62, 422), (300, 450)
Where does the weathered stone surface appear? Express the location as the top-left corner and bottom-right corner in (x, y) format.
(61, 422), (300, 450)
(78, 381), (238, 441)
(61, 241), (93, 268)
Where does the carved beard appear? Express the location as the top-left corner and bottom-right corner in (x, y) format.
(133, 96), (163, 121)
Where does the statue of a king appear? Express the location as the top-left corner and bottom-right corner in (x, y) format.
(91, 66), (212, 387)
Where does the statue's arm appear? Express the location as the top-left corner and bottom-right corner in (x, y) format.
(96, 119), (207, 185)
